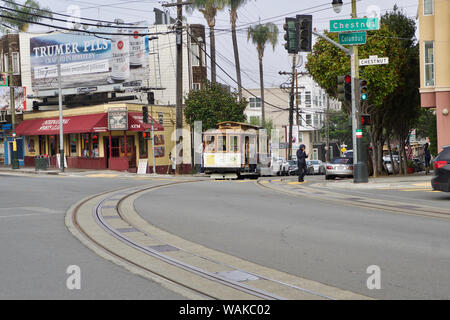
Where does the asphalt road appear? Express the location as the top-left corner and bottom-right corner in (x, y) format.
(135, 179), (450, 300)
(0, 173), (184, 300)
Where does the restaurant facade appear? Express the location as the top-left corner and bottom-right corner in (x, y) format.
(13, 103), (192, 173)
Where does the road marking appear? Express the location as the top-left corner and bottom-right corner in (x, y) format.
(398, 188), (432, 192)
(0, 212), (61, 219)
(288, 182), (305, 185)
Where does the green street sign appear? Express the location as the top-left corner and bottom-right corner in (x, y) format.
(330, 18), (379, 32)
(338, 32), (367, 45)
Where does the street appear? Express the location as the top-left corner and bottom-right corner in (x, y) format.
(1, 171), (449, 299)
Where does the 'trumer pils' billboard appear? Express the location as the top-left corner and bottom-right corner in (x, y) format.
(29, 23), (149, 95)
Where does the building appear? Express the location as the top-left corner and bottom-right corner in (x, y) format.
(0, 11), (206, 172)
(418, 0), (450, 152)
(242, 74), (341, 160)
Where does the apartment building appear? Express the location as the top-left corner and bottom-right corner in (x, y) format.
(418, 0), (450, 152)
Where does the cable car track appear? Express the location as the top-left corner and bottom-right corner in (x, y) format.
(69, 179), (342, 300)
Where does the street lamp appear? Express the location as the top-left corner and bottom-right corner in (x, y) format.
(332, 0), (343, 13)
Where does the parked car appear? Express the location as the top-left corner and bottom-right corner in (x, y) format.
(431, 145), (450, 192)
(271, 157), (289, 176)
(325, 157), (354, 180)
(287, 160), (298, 176)
(308, 160), (325, 175)
(383, 156), (399, 174)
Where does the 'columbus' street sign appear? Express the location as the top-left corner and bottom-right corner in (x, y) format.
(338, 32), (367, 45)
(330, 18), (379, 32)
(359, 55), (389, 66)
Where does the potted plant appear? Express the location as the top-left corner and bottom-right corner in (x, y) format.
(407, 159), (414, 174)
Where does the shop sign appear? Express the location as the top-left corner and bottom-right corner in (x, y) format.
(108, 107), (128, 131)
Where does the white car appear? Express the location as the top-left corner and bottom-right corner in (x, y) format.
(271, 157), (289, 176)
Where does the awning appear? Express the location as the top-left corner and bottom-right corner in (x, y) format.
(128, 112), (164, 132)
(16, 113), (108, 136)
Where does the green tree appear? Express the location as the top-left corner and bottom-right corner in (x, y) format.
(188, 0), (227, 84)
(247, 22), (278, 127)
(320, 110), (352, 149)
(228, 0), (249, 101)
(1, 0), (52, 32)
(184, 82), (247, 130)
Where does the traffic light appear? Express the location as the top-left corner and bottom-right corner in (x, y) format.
(148, 91), (155, 105)
(283, 17), (298, 54)
(360, 79), (368, 101)
(142, 130), (151, 140)
(361, 114), (371, 126)
(142, 105), (148, 124)
(297, 15), (312, 52)
(344, 74), (352, 102)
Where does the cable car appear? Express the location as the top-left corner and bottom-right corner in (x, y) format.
(203, 121), (270, 179)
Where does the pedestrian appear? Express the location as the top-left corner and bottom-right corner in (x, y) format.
(296, 144), (308, 182)
(424, 143), (431, 174)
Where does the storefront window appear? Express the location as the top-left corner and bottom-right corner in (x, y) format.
(70, 134), (77, 157)
(92, 134), (99, 158)
(81, 133), (90, 158)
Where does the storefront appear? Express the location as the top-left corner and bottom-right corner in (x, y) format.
(15, 104), (165, 171)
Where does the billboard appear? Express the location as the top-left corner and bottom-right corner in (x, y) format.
(29, 23), (149, 95)
(0, 87), (27, 113)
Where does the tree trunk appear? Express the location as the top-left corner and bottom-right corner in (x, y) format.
(209, 22), (217, 84)
(231, 11), (243, 101)
(387, 135), (396, 176)
(258, 53), (265, 127)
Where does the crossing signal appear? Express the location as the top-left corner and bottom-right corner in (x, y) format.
(142, 105), (149, 124)
(360, 79), (368, 101)
(297, 15), (312, 52)
(148, 91), (155, 105)
(142, 130), (151, 140)
(283, 18), (298, 54)
(361, 114), (371, 126)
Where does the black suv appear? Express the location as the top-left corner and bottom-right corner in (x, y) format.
(431, 145), (450, 192)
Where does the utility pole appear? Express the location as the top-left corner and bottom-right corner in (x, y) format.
(162, 1), (191, 175)
(288, 54), (296, 161)
(57, 54), (65, 172)
(9, 66), (18, 169)
(326, 94), (330, 162)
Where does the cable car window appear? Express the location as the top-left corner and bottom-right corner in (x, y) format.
(218, 135), (227, 152)
(230, 136), (239, 152)
(205, 135), (216, 152)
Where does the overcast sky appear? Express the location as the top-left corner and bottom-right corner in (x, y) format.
(29, 0), (419, 92)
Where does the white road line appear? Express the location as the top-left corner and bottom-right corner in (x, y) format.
(0, 212), (61, 219)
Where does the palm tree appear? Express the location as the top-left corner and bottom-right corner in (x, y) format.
(228, 0), (248, 101)
(247, 22), (278, 126)
(188, 0), (226, 84)
(1, 0), (52, 33)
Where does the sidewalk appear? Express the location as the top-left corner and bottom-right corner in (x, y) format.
(0, 165), (208, 179)
(279, 172), (434, 190)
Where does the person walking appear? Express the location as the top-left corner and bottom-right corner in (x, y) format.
(296, 144), (308, 182)
(424, 143), (431, 174)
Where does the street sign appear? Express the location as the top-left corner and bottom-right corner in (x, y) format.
(338, 32), (367, 45)
(330, 18), (379, 32)
(359, 55), (389, 66)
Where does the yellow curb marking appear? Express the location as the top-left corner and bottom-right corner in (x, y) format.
(86, 174), (119, 178)
(288, 182), (304, 185)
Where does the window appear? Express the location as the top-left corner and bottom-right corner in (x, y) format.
(305, 91), (311, 107)
(4, 53), (8, 73)
(249, 97), (262, 108)
(192, 83), (200, 91)
(12, 52), (20, 75)
(306, 114), (312, 126)
(296, 93), (301, 105)
(230, 136), (239, 152)
(298, 132), (303, 143)
(191, 43), (200, 66)
(314, 114), (319, 127)
(205, 135), (216, 152)
(424, 0), (433, 15)
(424, 41), (434, 86)
(69, 134), (77, 157)
(218, 135), (227, 152)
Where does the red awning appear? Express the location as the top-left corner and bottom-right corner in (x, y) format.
(16, 113), (108, 136)
(128, 112), (164, 132)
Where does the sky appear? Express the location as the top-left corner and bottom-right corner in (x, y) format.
(26, 0), (420, 92)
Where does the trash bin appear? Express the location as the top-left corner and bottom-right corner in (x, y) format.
(35, 156), (48, 171)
